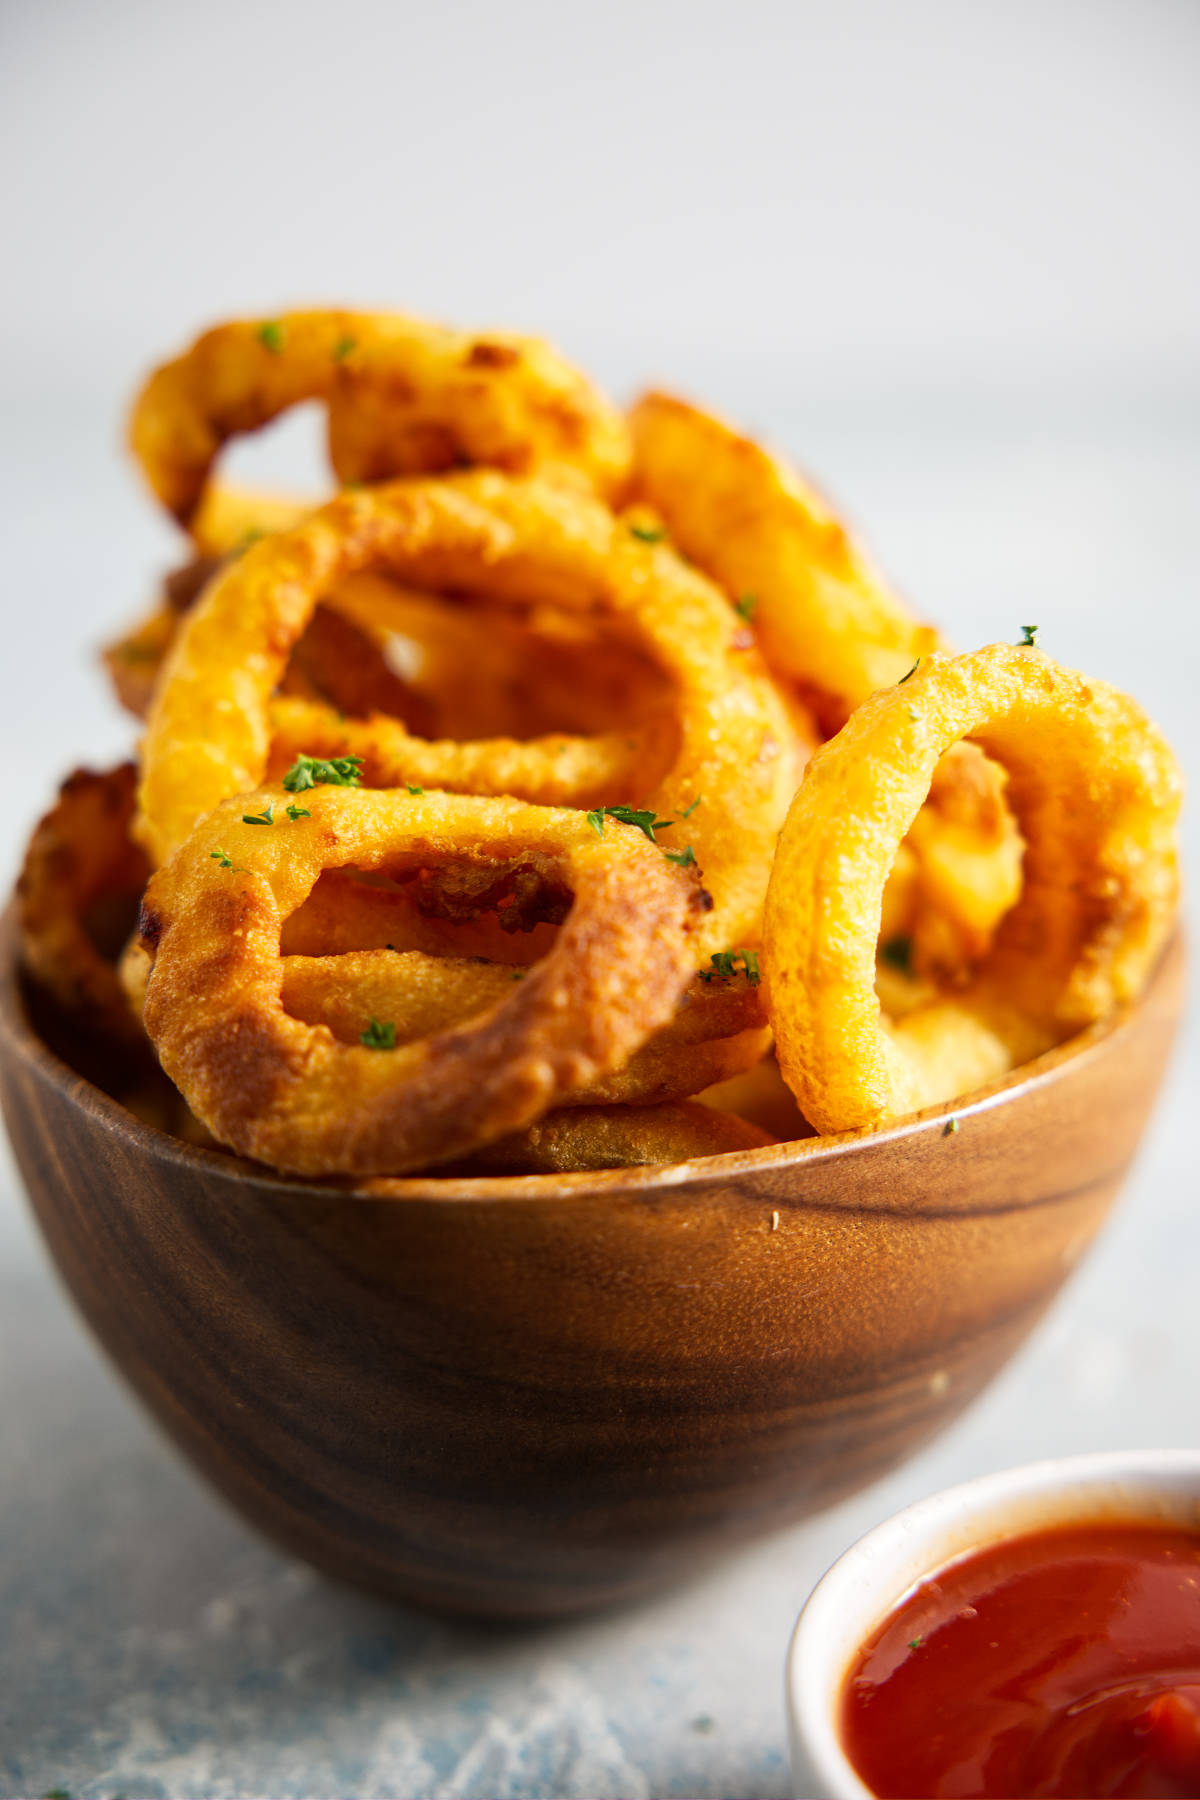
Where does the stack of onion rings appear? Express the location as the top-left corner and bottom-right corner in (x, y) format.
(13, 304), (1182, 1177)
(136, 471), (800, 954)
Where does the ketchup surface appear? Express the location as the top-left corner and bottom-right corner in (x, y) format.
(841, 1521), (1200, 1798)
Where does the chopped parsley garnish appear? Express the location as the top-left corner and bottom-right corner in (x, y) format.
(734, 593), (758, 624)
(281, 753), (364, 792)
(285, 803), (311, 821)
(1018, 624), (1040, 646)
(360, 1018), (397, 1050)
(586, 804), (675, 842)
(664, 844), (698, 867)
(880, 935), (914, 974)
(943, 1117), (960, 1136)
(332, 334), (357, 362)
(699, 948), (760, 984)
(629, 521), (667, 544)
(680, 795), (702, 819)
(908, 1636), (924, 1651)
(241, 802), (274, 826)
(210, 847), (236, 869)
(406, 784), (424, 795)
(257, 319), (286, 353)
(899, 658), (921, 683)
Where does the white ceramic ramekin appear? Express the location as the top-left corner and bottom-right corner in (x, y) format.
(786, 1448), (1200, 1800)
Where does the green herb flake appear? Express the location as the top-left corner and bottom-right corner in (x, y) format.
(734, 593), (758, 624)
(281, 753), (365, 792)
(908, 1636), (924, 1652)
(406, 784), (424, 796)
(1018, 623), (1040, 647)
(699, 948), (760, 984)
(209, 847), (236, 869)
(360, 1018), (397, 1051)
(629, 521), (667, 544)
(899, 658), (921, 684)
(680, 795), (702, 819)
(241, 802), (274, 826)
(943, 1117), (960, 1136)
(285, 803), (311, 821)
(664, 844), (698, 868)
(604, 804), (674, 842)
(332, 333), (358, 362)
(880, 935), (914, 974)
(257, 319), (286, 353)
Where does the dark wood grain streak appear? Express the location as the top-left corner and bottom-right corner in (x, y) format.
(0, 910), (1183, 1618)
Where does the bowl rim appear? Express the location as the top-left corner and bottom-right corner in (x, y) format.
(0, 902), (1178, 1205)
(785, 1446), (1200, 1800)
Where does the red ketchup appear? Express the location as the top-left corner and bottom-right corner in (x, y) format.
(841, 1521), (1200, 1797)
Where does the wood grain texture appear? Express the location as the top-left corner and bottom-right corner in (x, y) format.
(0, 910), (1183, 1618)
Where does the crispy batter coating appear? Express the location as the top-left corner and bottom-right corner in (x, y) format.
(442, 1101), (775, 1174)
(630, 388), (936, 712)
(130, 310), (631, 527)
(138, 473), (800, 951)
(280, 953), (769, 1105)
(763, 645), (1181, 1131)
(17, 764), (149, 1047)
(138, 787), (705, 1175)
(630, 389), (1021, 978)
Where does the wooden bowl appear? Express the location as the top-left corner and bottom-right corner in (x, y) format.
(0, 912), (1183, 1619)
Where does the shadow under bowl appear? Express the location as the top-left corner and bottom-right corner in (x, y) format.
(0, 912), (1184, 1619)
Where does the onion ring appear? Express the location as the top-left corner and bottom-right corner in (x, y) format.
(130, 310), (631, 529)
(138, 473), (799, 950)
(630, 388), (937, 714)
(137, 786), (704, 1175)
(630, 391), (1024, 975)
(279, 953), (769, 1105)
(442, 1101), (776, 1174)
(265, 694), (675, 811)
(762, 644), (1181, 1132)
(17, 764), (150, 1048)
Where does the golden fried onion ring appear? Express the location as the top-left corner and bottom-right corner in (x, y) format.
(763, 645), (1181, 1132)
(17, 764), (150, 1047)
(629, 391), (1026, 977)
(138, 473), (798, 950)
(630, 388), (936, 714)
(280, 953), (770, 1106)
(137, 787), (704, 1175)
(130, 310), (631, 528)
(441, 1101), (776, 1175)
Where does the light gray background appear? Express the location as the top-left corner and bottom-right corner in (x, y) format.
(1, 1), (1196, 1794)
